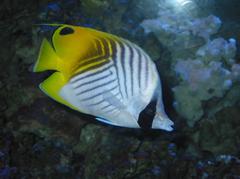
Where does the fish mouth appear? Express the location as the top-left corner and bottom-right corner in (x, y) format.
(32, 70), (57, 90)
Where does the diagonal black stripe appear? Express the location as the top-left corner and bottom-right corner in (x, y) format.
(100, 91), (120, 110)
(126, 42), (134, 97)
(136, 48), (142, 89)
(104, 107), (118, 114)
(72, 38), (111, 76)
(74, 60), (110, 78)
(108, 38), (117, 61)
(144, 53), (149, 87)
(71, 64), (114, 83)
(71, 39), (103, 73)
(81, 85), (118, 101)
(77, 38), (110, 69)
(118, 40), (128, 99)
(88, 99), (105, 106)
(101, 104), (112, 110)
(87, 92), (120, 107)
(76, 78), (117, 96)
(109, 39), (124, 99)
(96, 39), (102, 54)
(73, 71), (112, 89)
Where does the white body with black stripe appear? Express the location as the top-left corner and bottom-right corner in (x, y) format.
(59, 39), (173, 131)
(34, 25), (173, 131)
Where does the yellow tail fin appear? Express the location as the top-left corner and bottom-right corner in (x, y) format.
(33, 38), (61, 72)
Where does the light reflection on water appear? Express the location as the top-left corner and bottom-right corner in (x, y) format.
(157, 0), (216, 16)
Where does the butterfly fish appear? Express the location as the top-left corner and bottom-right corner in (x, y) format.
(33, 24), (174, 131)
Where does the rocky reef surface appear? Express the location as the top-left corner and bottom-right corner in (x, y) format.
(141, 11), (240, 127)
(1, 0), (240, 178)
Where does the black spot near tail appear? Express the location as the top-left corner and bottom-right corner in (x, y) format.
(138, 100), (157, 129)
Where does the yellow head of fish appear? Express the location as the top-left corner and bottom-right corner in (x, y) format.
(33, 25), (114, 110)
(34, 25), (110, 78)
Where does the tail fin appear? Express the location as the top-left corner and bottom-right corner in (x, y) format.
(151, 80), (174, 131)
(33, 38), (61, 72)
(152, 112), (174, 131)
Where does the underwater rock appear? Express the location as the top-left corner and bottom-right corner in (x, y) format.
(205, 85), (240, 118)
(15, 29), (40, 65)
(0, 166), (17, 178)
(189, 15), (221, 41)
(141, 11), (221, 40)
(73, 124), (103, 154)
(196, 38), (237, 64)
(140, 13), (220, 57)
(81, 0), (110, 16)
(172, 59), (234, 126)
(231, 64), (240, 81)
(141, 7), (240, 126)
(73, 125), (142, 178)
(172, 36), (239, 126)
(197, 106), (240, 155)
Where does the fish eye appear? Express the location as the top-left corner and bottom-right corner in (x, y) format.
(59, 27), (74, 35)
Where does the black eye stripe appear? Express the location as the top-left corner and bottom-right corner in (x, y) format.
(59, 27), (74, 35)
